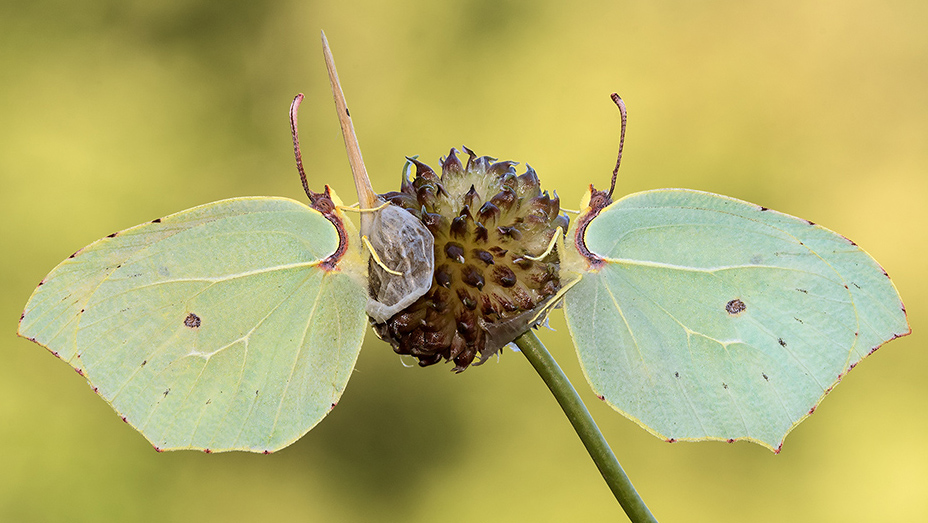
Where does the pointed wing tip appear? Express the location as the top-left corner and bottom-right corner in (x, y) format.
(849, 325), (912, 369)
(16, 321), (53, 354)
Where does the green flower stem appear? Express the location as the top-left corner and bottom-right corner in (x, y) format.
(515, 330), (657, 523)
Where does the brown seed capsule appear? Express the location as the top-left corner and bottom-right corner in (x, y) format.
(450, 215), (469, 239)
(488, 160), (517, 177)
(371, 147), (568, 371)
(497, 226), (522, 241)
(477, 201), (500, 224)
(441, 149), (464, 177)
(390, 308), (426, 334)
(460, 265), (485, 290)
(416, 185), (438, 207)
(435, 265), (453, 288)
(463, 185), (480, 209)
(493, 265), (517, 288)
(474, 222), (489, 243)
(473, 249), (495, 266)
(516, 166), (539, 195)
(445, 242), (466, 263)
(421, 211), (445, 235)
(512, 256), (533, 270)
(457, 288), (477, 311)
(408, 157), (439, 182)
(490, 187), (517, 213)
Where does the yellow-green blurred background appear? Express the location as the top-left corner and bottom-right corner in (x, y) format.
(2, 1), (925, 521)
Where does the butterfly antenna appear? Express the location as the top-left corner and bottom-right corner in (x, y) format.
(608, 93), (627, 199)
(289, 93), (314, 200)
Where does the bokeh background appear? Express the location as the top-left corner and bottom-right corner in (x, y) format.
(2, 1), (925, 521)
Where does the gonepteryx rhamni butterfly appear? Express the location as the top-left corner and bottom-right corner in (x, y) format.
(17, 34), (431, 453)
(561, 95), (909, 451)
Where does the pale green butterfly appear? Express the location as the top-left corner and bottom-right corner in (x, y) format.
(17, 34), (432, 453)
(561, 95), (910, 452)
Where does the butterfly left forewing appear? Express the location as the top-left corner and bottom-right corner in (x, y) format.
(19, 196), (368, 453)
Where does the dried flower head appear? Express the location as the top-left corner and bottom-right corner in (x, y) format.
(373, 148), (569, 371)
